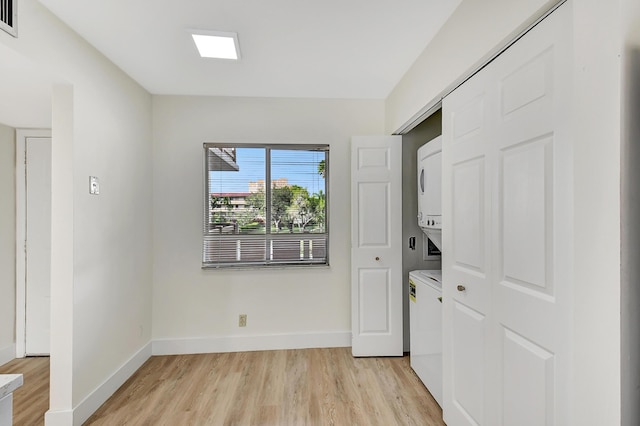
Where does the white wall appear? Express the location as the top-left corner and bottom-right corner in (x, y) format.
(571, 1), (622, 424)
(0, 1), (154, 423)
(0, 43), (52, 129)
(152, 96), (384, 352)
(70, 62), (153, 410)
(0, 122), (15, 365)
(385, 0), (559, 133)
(48, 84), (74, 424)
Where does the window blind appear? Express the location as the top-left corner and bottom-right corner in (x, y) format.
(203, 143), (328, 268)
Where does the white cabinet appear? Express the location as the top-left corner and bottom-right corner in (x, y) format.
(442, 3), (573, 425)
(0, 375), (23, 426)
(409, 270), (443, 407)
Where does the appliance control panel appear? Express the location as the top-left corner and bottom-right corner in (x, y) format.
(425, 215), (441, 228)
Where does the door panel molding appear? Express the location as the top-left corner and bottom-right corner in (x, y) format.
(442, 4), (571, 425)
(351, 135), (403, 357)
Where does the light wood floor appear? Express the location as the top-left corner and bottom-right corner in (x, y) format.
(1, 348), (444, 426)
(0, 356), (50, 426)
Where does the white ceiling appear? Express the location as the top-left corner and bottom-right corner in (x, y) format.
(38, 0), (461, 99)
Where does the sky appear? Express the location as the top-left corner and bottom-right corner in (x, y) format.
(209, 147), (326, 195)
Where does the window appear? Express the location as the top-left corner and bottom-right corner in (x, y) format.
(203, 143), (329, 268)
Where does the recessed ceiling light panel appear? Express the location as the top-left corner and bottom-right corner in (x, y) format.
(189, 30), (241, 60)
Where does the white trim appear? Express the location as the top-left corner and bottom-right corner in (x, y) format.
(152, 332), (351, 356)
(0, 343), (15, 366)
(72, 342), (152, 426)
(15, 129), (52, 358)
(43, 409), (73, 426)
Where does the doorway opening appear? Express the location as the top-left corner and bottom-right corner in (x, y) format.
(15, 129), (52, 357)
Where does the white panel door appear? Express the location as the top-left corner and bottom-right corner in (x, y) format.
(351, 135), (403, 357)
(442, 65), (493, 426)
(493, 7), (572, 425)
(25, 137), (52, 355)
(442, 4), (571, 425)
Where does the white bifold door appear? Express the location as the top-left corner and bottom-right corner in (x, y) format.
(442, 4), (572, 425)
(351, 136), (403, 357)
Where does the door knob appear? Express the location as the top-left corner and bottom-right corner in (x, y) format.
(375, 256), (380, 261)
(457, 285), (466, 292)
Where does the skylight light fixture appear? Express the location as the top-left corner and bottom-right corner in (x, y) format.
(190, 30), (241, 60)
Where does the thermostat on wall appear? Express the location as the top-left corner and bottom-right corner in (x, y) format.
(89, 176), (100, 195)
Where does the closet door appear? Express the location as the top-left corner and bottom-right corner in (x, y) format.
(442, 65), (494, 426)
(351, 135), (403, 357)
(491, 6), (572, 425)
(442, 4), (572, 425)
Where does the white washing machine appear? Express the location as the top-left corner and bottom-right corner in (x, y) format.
(409, 269), (442, 407)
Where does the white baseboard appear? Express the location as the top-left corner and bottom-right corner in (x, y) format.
(44, 409), (73, 426)
(152, 331), (351, 356)
(43, 334), (350, 424)
(72, 342), (152, 426)
(0, 343), (15, 367)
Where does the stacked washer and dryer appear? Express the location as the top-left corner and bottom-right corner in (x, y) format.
(409, 135), (443, 407)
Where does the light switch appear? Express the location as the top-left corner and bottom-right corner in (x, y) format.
(89, 176), (100, 195)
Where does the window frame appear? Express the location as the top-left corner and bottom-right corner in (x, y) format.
(202, 142), (330, 269)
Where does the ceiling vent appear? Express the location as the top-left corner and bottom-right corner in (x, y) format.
(0, 0), (17, 37)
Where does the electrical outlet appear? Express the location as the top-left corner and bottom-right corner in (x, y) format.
(239, 314), (247, 327)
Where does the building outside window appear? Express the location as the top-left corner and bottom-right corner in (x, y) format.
(203, 143), (329, 268)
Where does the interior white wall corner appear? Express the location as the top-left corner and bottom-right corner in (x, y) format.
(48, 83), (74, 416)
(151, 96), (384, 346)
(0, 122), (15, 363)
(571, 1), (623, 424)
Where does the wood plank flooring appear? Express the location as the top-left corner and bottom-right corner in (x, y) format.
(0, 356), (50, 426)
(1, 348), (445, 426)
